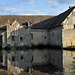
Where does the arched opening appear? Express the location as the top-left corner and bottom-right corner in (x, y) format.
(37, 44), (45, 49)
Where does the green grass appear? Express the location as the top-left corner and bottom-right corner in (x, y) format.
(71, 61), (75, 75)
(3, 45), (30, 51)
(3, 44), (62, 51)
(68, 45), (75, 48)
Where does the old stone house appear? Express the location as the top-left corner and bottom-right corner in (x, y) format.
(7, 20), (31, 47)
(31, 6), (75, 47)
(0, 6), (75, 48)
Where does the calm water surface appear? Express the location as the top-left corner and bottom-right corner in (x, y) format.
(0, 49), (75, 75)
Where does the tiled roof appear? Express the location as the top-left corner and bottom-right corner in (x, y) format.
(47, 6), (75, 29)
(0, 6), (75, 29)
(0, 15), (54, 27)
(32, 17), (55, 29)
(0, 26), (6, 30)
(32, 6), (75, 29)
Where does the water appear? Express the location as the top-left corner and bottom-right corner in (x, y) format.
(0, 49), (75, 75)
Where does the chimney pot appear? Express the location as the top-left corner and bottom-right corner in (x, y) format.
(69, 6), (73, 9)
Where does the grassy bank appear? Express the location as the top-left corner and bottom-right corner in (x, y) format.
(31, 44), (61, 49)
(71, 61), (75, 75)
(63, 45), (75, 50)
(3, 45), (30, 51)
(68, 45), (75, 48)
(3, 44), (62, 51)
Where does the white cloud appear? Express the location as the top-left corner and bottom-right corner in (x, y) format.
(24, 0), (35, 4)
(58, 0), (75, 4)
(0, 6), (67, 15)
(1, 3), (5, 6)
(47, 0), (58, 5)
(15, 0), (36, 5)
(46, 0), (75, 5)
(0, 7), (42, 15)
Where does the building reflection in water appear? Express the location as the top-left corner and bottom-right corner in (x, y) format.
(1, 49), (75, 75)
(63, 50), (75, 75)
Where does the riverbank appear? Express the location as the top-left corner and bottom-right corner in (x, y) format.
(63, 48), (75, 50)
(63, 45), (75, 50)
(3, 44), (75, 51)
(3, 44), (62, 51)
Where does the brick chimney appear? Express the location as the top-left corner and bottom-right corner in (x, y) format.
(69, 6), (73, 9)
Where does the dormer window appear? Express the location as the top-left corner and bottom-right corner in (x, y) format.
(22, 22), (28, 27)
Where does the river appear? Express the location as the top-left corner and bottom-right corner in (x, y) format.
(0, 49), (75, 75)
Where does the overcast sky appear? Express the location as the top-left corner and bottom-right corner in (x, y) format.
(0, 0), (74, 15)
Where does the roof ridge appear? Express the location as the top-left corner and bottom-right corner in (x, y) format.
(47, 6), (75, 29)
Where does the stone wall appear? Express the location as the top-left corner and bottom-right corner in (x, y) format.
(7, 20), (31, 46)
(63, 50), (75, 75)
(7, 51), (32, 75)
(6, 49), (63, 75)
(49, 26), (62, 47)
(62, 29), (75, 47)
(31, 29), (49, 45)
(32, 49), (62, 69)
(32, 49), (50, 65)
(62, 8), (75, 47)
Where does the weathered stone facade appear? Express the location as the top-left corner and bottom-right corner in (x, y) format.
(7, 20), (31, 47)
(49, 26), (62, 47)
(7, 51), (32, 75)
(62, 8), (75, 47)
(3, 49), (63, 75)
(31, 29), (49, 45)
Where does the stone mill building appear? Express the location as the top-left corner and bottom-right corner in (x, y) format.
(0, 6), (75, 48)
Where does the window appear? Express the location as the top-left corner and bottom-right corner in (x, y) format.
(20, 37), (23, 41)
(11, 36), (15, 41)
(20, 55), (23, 60)
(30, 34), (33, 40)
(45, 55), (47, 58)
(12, 56), (15, 62)
(52, 33), (54, 37)
(44, 36), (46, 39)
